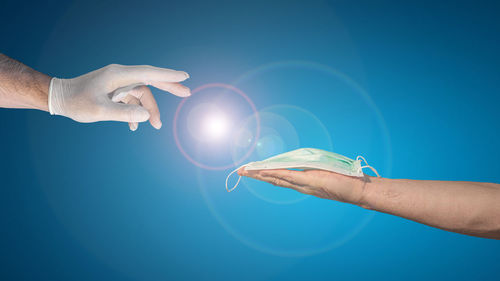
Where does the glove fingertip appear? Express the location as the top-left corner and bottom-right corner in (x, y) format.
(151, 120), (162, 130)
(169, 71), (190, 82)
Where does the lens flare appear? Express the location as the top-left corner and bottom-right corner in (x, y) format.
(197, 61), (392, 257)
(203, 113), (229, 141)
(173, 83), (260, 170)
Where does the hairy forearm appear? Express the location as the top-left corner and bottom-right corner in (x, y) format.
(0, 54), (51, 111)
(359, 178), (500, 239)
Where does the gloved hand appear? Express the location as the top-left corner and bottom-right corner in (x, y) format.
(48, 64), (191, 131)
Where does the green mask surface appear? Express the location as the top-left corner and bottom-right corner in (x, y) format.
(226, 148), (379, 192)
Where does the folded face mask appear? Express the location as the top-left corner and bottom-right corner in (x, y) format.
(225, 148), (379, 192)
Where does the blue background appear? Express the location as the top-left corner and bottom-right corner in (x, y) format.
(1, 0), (499, 280)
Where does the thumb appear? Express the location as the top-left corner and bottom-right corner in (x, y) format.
(101, 101), (150, 123)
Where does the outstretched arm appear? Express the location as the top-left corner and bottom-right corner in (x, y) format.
(0, 54), (50, 110)
(239, 169), (500, 239)
(0, 53), (191, 131)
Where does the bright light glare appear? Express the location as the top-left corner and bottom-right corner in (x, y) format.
(203, 114), (229, 141)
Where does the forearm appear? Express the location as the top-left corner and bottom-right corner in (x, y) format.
(0, 54), (51, 111)
(359, 178), (500, 239)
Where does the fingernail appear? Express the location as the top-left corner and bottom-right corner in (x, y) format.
(130, 123), (138, 131)
(154, 121), (162, 130)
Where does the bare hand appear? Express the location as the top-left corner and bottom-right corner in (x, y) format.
(238, 168), (369, 205)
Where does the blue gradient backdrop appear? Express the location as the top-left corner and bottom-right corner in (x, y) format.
(1, 0), (499, 280)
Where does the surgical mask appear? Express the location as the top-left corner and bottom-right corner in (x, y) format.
(225, 148), (380, 192)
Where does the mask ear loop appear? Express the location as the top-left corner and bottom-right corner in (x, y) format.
(356, 156), (380, 177)
(225, 165), (246, 192)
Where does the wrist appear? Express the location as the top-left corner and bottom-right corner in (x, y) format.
(354, 176), (379, 210)
(48, 77), (58, 115)
(32, 72), (51, 111)
(48, 77), (72, 117)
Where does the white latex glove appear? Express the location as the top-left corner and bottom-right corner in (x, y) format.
(48, 64), (190, 131)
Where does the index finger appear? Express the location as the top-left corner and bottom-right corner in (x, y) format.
(104, 64), (189, 91)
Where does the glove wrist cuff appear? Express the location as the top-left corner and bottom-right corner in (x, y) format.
(48, 77), (64, 116)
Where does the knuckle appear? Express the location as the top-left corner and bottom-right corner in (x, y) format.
(136, 85), (151, 98)
(137, 85), (150, 91)
(98, 64), (124, 90)
(102, 64), (122, 76)
(106, 63), (122, 70)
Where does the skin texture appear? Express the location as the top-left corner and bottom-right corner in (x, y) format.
(3, 53), (499, 239)
(0, 54), (190, 130)
(0, 54), (51, 111)
(239, 168), (500, 239)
